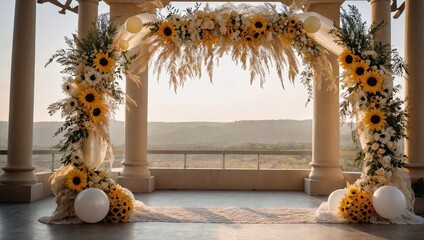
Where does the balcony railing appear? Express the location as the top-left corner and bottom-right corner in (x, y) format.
(0, 149), (358, 173)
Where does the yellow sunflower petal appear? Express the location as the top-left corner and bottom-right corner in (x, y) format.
(360, 71), (384, 93)
(89, 102), (108, 124)
(364, 108), (387, 132)
(251, 16), (267, 33)
(350, 60), (369, 80)
(157, 21), (176, 41)
(78, 87), (101, 109)
(66, 168), (87, 192)
(93, 52), (115, 74)
(339, 49), (360, 70)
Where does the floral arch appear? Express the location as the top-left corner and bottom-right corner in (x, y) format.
(40, 2), (422, 225)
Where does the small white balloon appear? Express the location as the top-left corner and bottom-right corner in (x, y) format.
(373, 186), (406, 219)
(303, 16), (321, 33)
(119, 40), (129, 51)
(328, 188), (348, 212)
(125, 16), (143, 33)
(74, 188), (110, 223)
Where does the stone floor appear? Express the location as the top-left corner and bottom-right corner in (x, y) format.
(1, 190), (423, 240)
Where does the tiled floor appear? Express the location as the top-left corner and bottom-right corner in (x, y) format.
(1, 190), (423, 240)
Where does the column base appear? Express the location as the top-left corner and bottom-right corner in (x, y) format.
(304, 178), (345, 195)
(0, 183), (43, 203)
(117, 176), (155, 193)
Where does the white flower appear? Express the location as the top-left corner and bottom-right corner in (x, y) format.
(201, 19), (215, 30)
(91, 175), (101, 184)
(70, 151), (83, 164)
(378, 148), (386, 154)
(84, 68), (101, 86)
(374, 128), (391, 143)
(101, 181), (110, 191)
(371, 142), (380, 151)
(63, 98), (78, 115)
(219, 25), (227, 34)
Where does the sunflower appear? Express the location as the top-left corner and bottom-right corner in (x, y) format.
(93, 52), (115, 74)
(157, 21), (176, 41)
(89, 102), (108, 124)
(285, 26), (297, 39)
(78, 87), (101, 109)
(251, 16), (267, 33)
(364, 108), (387, 132)
(360, 71), (383, 93)
(339, 49), (359, 70)
(66, 168), (87, 192)
(350, 60), (369, 80)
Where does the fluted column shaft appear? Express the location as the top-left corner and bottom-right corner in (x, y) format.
(1, 0), (37, 185)
(304, 0), (345, 195)
(405, 0), (424, 179)
(104, 0), (154, 192)
(77, 0), (99, 38)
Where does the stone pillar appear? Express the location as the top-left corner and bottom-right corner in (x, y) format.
(370, 0), (391, 45)
(77, 0), (99, 38)
(0, 0), (43, 202)
(304, 0), (345, 195)
(404, 0), (424, 179)
(104, 0), (155, 192)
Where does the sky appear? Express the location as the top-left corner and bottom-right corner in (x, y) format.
(0, 0), (406, 122)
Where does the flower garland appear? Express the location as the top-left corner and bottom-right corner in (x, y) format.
(46, 14), (136, 223)
(332, 6), (407, 222)
(130, 3), (331, 95)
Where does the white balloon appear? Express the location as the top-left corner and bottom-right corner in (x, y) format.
(74, 188), (110, 223)
(303, 16), (321, 33)
(119, 40), (129, 51)
(328, 189), (348, 211)
(373, 186), (406, 219)
(125, 16), (143, 33)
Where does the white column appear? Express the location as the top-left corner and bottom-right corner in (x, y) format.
(370, 0), (391, 45)
(0, 0), (43, 202)
(104, 0), (155, 192)
(405, 0), (424, 179)
(304, 0), (345, 195)
(77, 0), (99, 38)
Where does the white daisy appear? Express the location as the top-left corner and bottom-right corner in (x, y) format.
(374, 128), (391, 143)
(84, 68), (102, 86)
(63, 98), (78, 115)
(70, 150), (83, 164)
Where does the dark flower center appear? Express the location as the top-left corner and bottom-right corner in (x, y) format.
(70, 101), (75, 107)
(380, 134), (386, 139)
(164, 27), (173, 36)
(90, 74), (96, 81)
(356, 67), (365, 76)
(81, 75), (85, 80)
(99, 58), (108, 66)
(345, 55), (353, 64)
(72, 177), (81, 185)
(254, 32), (260, 39)
(290, 20), (296, 24)
(360, 96), (366, 101)
(245, 36), (252, 41)
(255, 21), (263, 29)
(85, 93), (95, 102)
(371, 115), (381, 124)
(367, 77), (377, 87)
(93, 108), (101, 117)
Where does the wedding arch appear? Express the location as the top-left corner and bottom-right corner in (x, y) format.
(39, 2), (422, 225)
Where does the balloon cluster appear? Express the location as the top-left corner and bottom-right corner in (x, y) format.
(328, 185), (406, 222)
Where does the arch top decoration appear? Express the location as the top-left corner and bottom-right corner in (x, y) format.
(117, 2), (334, 91)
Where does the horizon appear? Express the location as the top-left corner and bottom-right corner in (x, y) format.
(0, 1), (405, 123)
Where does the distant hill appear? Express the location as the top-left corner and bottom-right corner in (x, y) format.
(0, 120), (354, 149)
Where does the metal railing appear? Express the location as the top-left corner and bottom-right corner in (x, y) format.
(0, 149), (357, 172)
